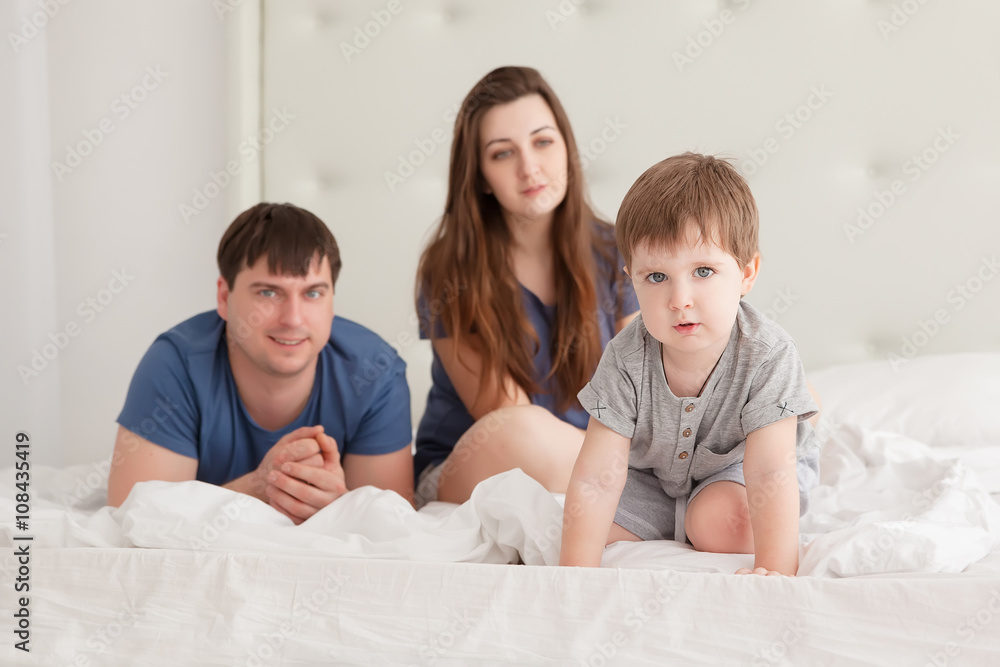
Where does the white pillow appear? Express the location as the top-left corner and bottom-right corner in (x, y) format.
(807, 353), (1000, 448)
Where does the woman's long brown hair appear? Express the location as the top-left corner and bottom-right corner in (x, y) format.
(416, 66), (616, 412)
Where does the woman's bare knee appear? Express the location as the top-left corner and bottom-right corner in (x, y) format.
(436, 405), (582, 502)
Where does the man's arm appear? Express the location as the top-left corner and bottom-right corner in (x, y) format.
(106, 426), (198, 506)
(108, 423), (328, 508)
(560, 418), (631, 567)
(343, 446), (414, 504)
(741, 416), (800, 575)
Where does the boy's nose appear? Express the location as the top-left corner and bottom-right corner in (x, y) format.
(668, 285), (693, 311)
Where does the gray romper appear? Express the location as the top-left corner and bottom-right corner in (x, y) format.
(577, 302), (821, 543)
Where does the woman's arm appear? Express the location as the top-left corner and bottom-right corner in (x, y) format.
(432, 336), (531, 420)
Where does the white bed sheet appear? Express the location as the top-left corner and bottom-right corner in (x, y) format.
(2, 354), (1000, 664)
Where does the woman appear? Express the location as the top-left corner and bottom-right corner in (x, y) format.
(413, 66), (639, 505)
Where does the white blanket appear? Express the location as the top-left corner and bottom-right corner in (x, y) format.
(3, 424), (998, 577)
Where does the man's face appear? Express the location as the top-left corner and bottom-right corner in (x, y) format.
(217, 254), (335, 381)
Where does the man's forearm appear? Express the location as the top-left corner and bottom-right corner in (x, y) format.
(222, 470), (266, 502)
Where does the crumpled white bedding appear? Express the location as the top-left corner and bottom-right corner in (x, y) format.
(2, 423), (998, 577)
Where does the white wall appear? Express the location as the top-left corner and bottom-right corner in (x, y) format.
(2, 0), (999, 468)
(1, 0), (259, 466)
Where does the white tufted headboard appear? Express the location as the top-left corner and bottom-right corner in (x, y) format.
(259, 0), (1000, 423)
(3, 1), (998, 467)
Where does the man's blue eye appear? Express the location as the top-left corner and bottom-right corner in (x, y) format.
(648, 272), (666, 284)
(260, 289), (276, 297)
(695, 267), (714, 278)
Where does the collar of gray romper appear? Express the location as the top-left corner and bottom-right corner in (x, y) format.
(653, 313), (741, 402)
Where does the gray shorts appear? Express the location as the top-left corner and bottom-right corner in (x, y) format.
(614, 455), (819, 543)
(414, 463), (444, 510)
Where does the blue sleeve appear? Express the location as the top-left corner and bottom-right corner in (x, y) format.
(416, 290), (448, 341)
(116, 339), (200, 460)
(345, 355), (413, 456)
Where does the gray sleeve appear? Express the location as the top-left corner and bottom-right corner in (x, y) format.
(577, 342), (638, 439)
(740, 341), (818, 435)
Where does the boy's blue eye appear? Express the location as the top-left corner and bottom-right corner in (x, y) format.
(694, 267), (714, 278)
(647, 272), (666, 284)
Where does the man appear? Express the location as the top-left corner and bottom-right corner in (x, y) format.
(107, 203), (413, 521)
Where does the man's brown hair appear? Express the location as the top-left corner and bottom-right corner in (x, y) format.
(615, 153), (759, 269)
(217, 203), (341, 288)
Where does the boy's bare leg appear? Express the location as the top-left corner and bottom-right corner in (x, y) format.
(685, 481), (755, 554)
(606, 522), (643, 546)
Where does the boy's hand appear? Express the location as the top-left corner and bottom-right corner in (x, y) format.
(735, 567), (789, 576)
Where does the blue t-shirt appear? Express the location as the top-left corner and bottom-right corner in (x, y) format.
(117, 311), (412, 486)
(413, 221), (639, 478)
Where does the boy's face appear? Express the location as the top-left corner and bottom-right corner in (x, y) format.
(626, 224), (759, 366)
(216, 254), (335, 381)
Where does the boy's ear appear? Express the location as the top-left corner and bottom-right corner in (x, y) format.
(740, 253), (761, 297)
(623, 265), (631, 278)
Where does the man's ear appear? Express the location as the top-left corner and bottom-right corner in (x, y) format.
(740, 253), (761, 297)
(216, 277), (230, 320)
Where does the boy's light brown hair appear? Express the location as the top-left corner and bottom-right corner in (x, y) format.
(615, 153), (759, 269)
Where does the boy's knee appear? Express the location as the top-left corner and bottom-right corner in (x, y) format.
(687, 486), (754, 554)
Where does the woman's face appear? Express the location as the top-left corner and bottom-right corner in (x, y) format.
(478, 94), (569, 224)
